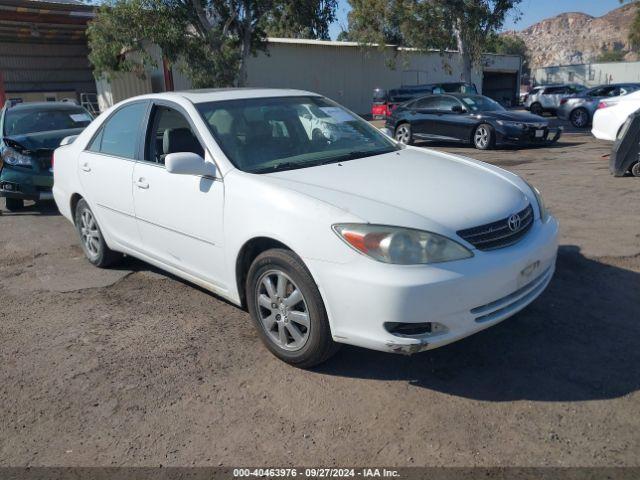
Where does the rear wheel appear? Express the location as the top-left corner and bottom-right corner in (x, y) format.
(394, 123), (413, 145)
(632, 162), (640, 177)
(246, 248), (339, 368)
(74, 199), (122, 268)
(473, 124), (494, 150)
(570, 108), (589, 128)
(4, 198), (24, 211)
(530, 103), (543, 116)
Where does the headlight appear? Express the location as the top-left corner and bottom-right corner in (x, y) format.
(2, 147), (32, 167)
(524, 180), (549, 223)
(333, 224), (473, 265)
(497, 120), (524, 128)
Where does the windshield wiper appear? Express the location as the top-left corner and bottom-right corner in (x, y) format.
(249, 162), (307, 174)
(320, 148), (396, 165)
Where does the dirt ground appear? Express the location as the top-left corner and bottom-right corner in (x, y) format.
(1, 132), (639, 467)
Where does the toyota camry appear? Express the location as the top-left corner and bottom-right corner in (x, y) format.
(53, 89), (558, 367)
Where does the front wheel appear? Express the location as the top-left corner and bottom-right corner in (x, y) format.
(395, 123), (413, 145)
(473, 124), (494, 150)
(246, 248), (339, 368)
(74, 199), (122, 268)
(4, 197), (24, 211)
(570, 108), (589, 128)
(632, 162), (640, 177)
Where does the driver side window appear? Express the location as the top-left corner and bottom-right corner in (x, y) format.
(145, 105), (204, 165)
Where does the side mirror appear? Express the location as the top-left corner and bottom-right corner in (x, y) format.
(60, 135), (78, 146)
(165, 152), (216, 177)
(451, 105), (464, 114)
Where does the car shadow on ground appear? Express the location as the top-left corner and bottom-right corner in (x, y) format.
(0, 199), (60, 216)
(315, 245), (640, 402)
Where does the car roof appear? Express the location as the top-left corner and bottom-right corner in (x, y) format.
(138, 88), (322, 104)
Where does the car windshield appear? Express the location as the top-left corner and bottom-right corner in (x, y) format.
(460, 96), (505, 112)
(196, 96), (399, 173)
(3, 106), (92, 136)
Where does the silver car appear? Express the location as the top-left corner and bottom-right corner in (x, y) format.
(557, 83), (640, 128)
(524, 84), (586, 116)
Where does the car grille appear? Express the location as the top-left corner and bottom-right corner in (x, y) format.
(457, 204), (534, 251)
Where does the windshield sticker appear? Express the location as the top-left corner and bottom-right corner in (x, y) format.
(70, 113), (91, 122)
(319, 107), (355, 123)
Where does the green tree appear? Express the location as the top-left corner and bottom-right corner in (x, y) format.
(620, 0), (640, 50)
(485, 32), (528, 69)
(347, 0), (522, 82)
(88, 0), (338, 88)
(261, 0), (338, 39)
(596, 49), (627, 63)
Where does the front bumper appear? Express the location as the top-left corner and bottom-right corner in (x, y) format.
(306, 216), (559, 354)
(496, 125), (562, 147)
(0, 166), (53, 201)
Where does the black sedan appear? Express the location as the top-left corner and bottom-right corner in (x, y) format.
(384, 94), (562, 150)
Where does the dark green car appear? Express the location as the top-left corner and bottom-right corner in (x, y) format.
(0, 101), (93, 211)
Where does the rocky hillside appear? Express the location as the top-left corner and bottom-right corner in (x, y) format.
(509, 3), (638, 68)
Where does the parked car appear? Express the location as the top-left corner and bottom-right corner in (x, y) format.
(371, 82), (477, 119)
(53, 89), (558, 367)
(592, 89), (640, 141)
(524, 84), (586, 116)
(384, 93), (562, 149)
(609, 109), (640, 177)
(557, 83), (640, 128)
(0, 100), (93, 211)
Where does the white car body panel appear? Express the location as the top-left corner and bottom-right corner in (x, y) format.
(592, 90), (640, 141)
(53, 89), (558, 354)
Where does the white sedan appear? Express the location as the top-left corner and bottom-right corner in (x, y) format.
(53, 89), (558, 367)
(592, 90), (640, 141)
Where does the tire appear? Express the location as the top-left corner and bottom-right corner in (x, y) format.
(530, 103), (544, 116)
(632, 162), (640, 177)
(246, 248), (339, 368)
(74, 198), (122, 268)
(4, 197), (24, 211)
(394, 123), (413, 145)
(473, 123), (495, 150)
(570, 108), (589, 128)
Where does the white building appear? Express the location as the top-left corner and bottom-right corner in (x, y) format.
(96, 38), (523, 115)
(532, 61), (640, 87)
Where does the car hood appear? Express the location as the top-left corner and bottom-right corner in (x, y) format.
(3, 128), (85, 153)
(479, 110), (547, 123)
(263, 148), (530, 234)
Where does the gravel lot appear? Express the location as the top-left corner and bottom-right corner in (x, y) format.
(1, 131), (639, 467)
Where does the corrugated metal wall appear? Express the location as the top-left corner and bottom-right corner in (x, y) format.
(97, 40), (521, 114)
(95, 73), (152, 112)
(244, 43), (488, 114)
(0, 42), (95, 98)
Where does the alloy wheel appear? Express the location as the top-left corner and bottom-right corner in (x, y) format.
(255, 270), (310, 351)
(395, 124), (411, 144)
(571, 109), (588, 128)
(474, 126), (489, 149)
(79, 209), (101, 259)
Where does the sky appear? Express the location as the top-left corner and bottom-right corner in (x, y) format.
(328, 0), (625, 39)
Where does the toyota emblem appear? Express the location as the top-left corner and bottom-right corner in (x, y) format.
(508, 214), (522, 232)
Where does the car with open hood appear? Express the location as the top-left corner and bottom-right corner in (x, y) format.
(384, 93), (562, 149)
(0, 101), (93, 211)
(52, 89), (558, 367)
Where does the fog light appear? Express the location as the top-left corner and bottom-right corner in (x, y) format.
(0, 182), (18, 192)
(384, 322), (447, 337)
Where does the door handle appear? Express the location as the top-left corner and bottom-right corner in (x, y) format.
(81, 162), (91, 172)
(135, 178), (149, 189)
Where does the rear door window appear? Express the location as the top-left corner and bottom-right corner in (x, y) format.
(88, 102), (147, 159)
